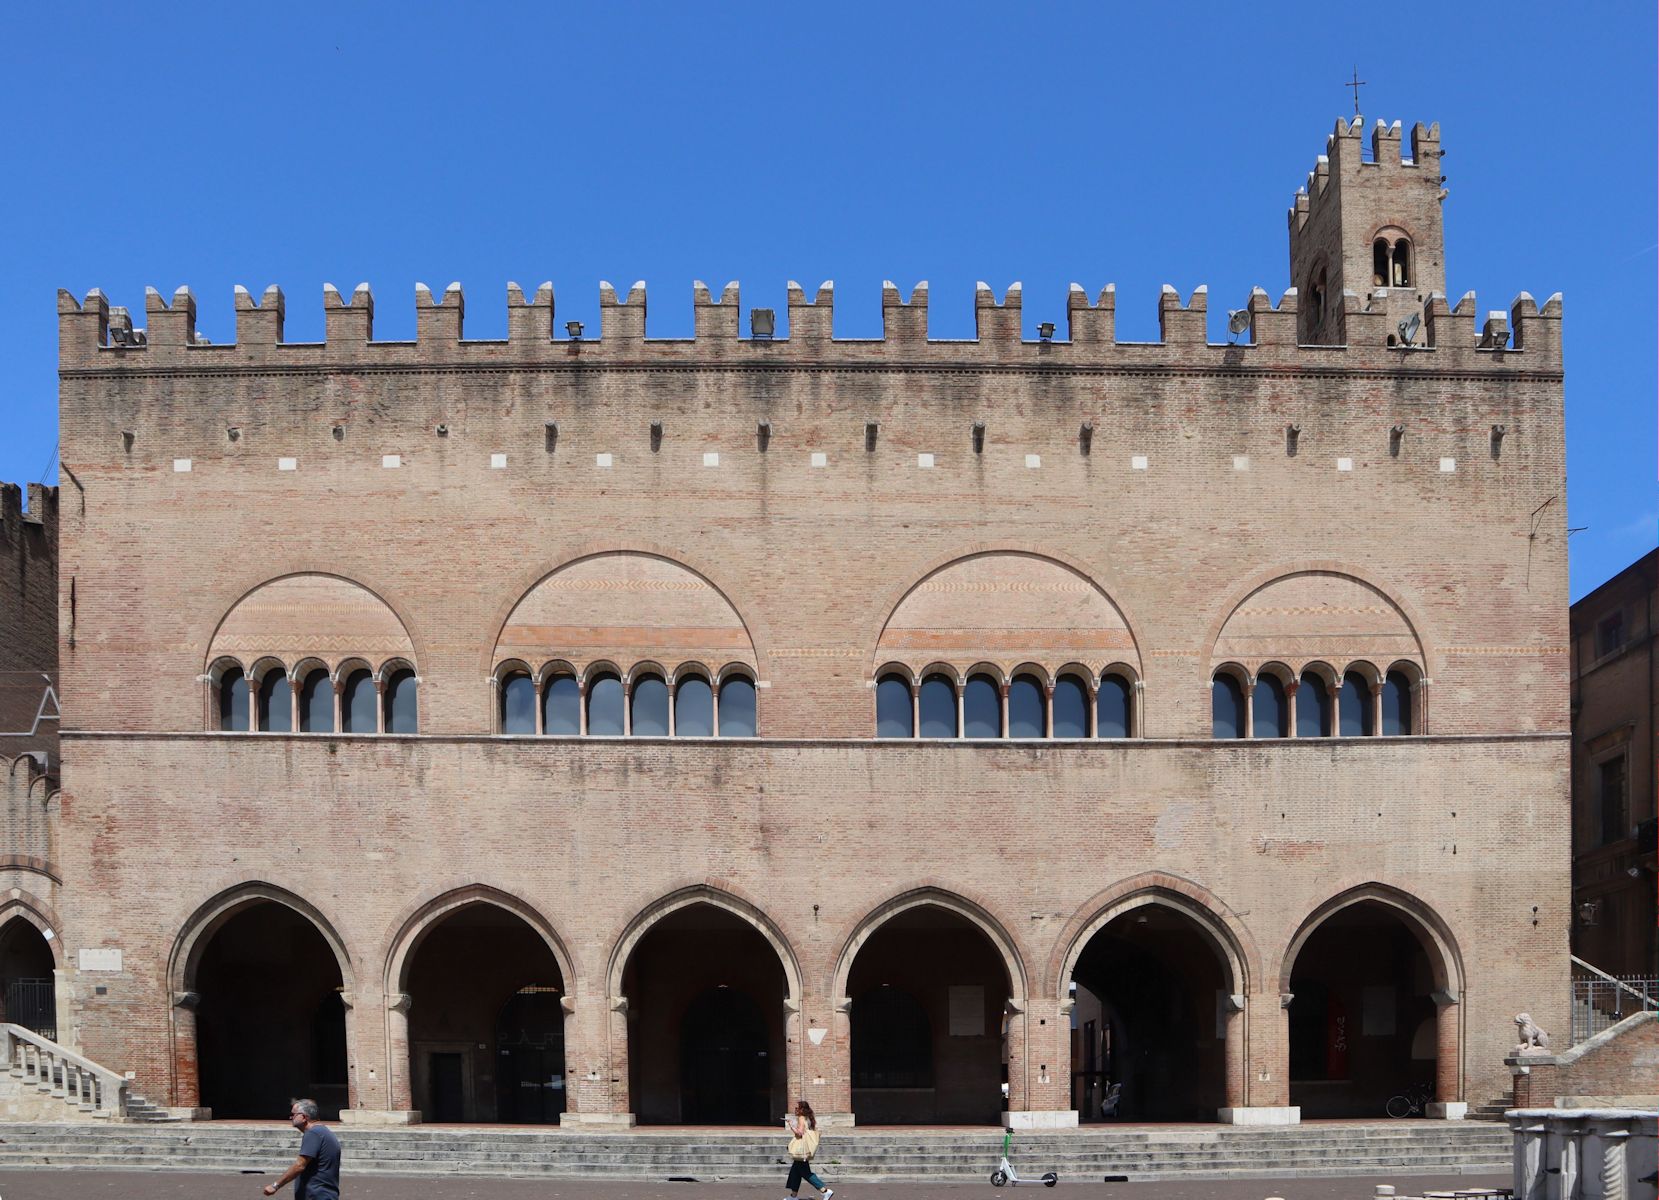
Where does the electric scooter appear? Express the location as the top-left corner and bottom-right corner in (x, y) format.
(989, 1127), (1058, 1188)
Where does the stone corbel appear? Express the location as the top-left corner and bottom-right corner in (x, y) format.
(1430, 989), (1459, 1007)
(1004, 997), (1027, 1015)
(560, 995), (577, 1015)
(1279, 992), (1295, 1008)
(833, 996), (852, 1014)
(782, 997), (801, 1016)
(609, 995), (629, 1014)
(387, 992), (412, 1015)
(337, 991), (355, 1012)
(172, 990), (201, 1011)
(1225, 994), (1246, 1013)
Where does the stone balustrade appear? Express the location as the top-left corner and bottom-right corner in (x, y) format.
(1507, 1109), (1658, 1200)
(2, 1022), (129, 1119)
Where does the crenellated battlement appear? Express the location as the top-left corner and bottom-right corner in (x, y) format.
(56, 277), (1561, 373)
(1288, 116), (1443, 235)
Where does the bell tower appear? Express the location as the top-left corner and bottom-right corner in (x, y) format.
(1288, 117), (1446, 346)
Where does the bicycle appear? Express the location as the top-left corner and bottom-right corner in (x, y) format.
(1385, 1082), (1433, 1118)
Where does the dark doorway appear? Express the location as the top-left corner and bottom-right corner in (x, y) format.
(193, 901), (347, 1119)
(846, 906), (1009, 1125)
(1068, 905), (1230, 1122)
(405, 903), (566, 1124)
(681, 987), (770, 1124)
(429, 1053), (465, 1122)
(1287, 901), (1438, 1118)
(496, 986), (567, 1124)
(0, 919), (55, 1039)
(623, 903), (788, 1125)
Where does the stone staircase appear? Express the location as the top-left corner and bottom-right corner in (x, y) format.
(0, 1121), (1514, 1182)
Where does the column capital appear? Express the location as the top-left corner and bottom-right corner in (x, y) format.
(387, 992), (413, 1014)
(172, 990), (201, 1010)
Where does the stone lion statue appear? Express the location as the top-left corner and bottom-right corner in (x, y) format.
(1512, 1012), (1551, 1056)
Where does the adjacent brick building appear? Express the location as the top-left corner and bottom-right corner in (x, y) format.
(1569, 549), (1659, 979)
(30, 116), (1569, 1128)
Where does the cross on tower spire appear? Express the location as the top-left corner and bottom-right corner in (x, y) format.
(1346, 67), (1367, 118)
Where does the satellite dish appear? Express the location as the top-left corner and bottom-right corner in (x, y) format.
(1397, 313), (1422, 346)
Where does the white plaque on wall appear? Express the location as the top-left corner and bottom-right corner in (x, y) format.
(79, 948), (123, 972)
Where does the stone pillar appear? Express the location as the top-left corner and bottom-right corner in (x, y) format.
(339, 991), (421, 1124)
(1285, 679), (1300, 738)
(561, 991), (634, 1127)
(1426, 990), (1466, 1118)
(1002, 997), (1076, 1128)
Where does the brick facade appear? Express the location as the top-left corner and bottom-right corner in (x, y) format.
(39, 116), (1570, 1127)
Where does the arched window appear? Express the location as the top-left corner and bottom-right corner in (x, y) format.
(1391, 240), (1411, 287)
(1052, 676), (1088, 738)
(1008, 674), (1045, 738)
(963, 674), (1001, 739)
(587, 673), (624, 736)
(675, 676), (713, 737)
(500, 672), (535, 735)
(1297, 672), (1332, 737)
(1339, 672), (1374, 736)
(918, 674), (957, 738)
(718, 675), (757, 737)
(383, 668), (418, 734)
(1253, 674), (1288, 739)
(299, 669), (333, 733)
(218, 667), (249, 732)
(1212, 673), (1246, 738)
(631, 674), (669, 736)
(341, 668), (376, 734)
(1373, 238), (1390, 288)
(257, 670), (292, 733)
(1381, 670), (1413, 735)
(543, 673), (580, 736)
(1098, 674), (1132, 738)
(876, 674), (913, 738)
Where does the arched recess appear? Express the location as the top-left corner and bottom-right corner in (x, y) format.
(384, 885), (576, 1124)
(0, 894), (64, 1040)
(490, 552), (763, 688)
(1052, 877), (1256, 1122)
(1279, 884), (1464, 1118)
(870, 550), (1141, 684)
(607, 885), (802, 1125)
(169, 882), (356, 1119)
(832, 887), (1026, 1126)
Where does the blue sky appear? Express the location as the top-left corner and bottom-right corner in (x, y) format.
(2, 4), (1652, 600)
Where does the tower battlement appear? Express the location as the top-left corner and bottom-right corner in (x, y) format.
(57, 278), (1560, 373)
(1289, 117), (1443, 234)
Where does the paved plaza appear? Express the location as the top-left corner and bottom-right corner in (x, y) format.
(0, 1171), (1513, 1200)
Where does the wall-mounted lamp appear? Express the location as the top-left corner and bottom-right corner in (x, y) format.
(751, 308), (776, 339)
(1389, 424), (1405, 457)
(1286, 424), (1301, 457)
(650, 420), (663, 452)
(757, 420), (771, 452)
(972, 421), (985, 454)
(1079, 421), (1094, 457)
(565, 320), (584, 340)
(1037, 322), (1056, 341)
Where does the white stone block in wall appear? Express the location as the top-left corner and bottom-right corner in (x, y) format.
(1440, 457), (1457, 472)
(1025, 454), (1041, 469)
(490, 453), (507, 469)
(1131, 455), (1149, 470)
(917, 453), (934, 468)
(595, 453), (613, 468)
(173, 459), (192, 473)
(810, 452), (827, 468)
(1337, 457), (1353, 471)
(277, 457), (297, 471)
(382, 455), (401, 469)
(1233, 455), (1249, 471)
(79, 947), (122, 972)
(703, 452), (720, 467)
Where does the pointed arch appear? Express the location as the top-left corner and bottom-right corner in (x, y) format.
(1279, 882), (1463, 996)
(170, 881), (355, 999)
(0, 891), (65, 969)
(384, 884), (577, 999)
(831, 886), (1027, 1003)
(606, 883), (801, 1002)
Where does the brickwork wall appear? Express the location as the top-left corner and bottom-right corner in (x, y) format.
(0, 483), (58, 764)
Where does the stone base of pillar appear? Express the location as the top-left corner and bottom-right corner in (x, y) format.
(560, 1111), (636, 1128)
(1002, 1109), (1078, 1129)
(815, 1111), (856, 1128)
(1217, 1105), (1301, 1125)
(1426, 1101), (1467, 1120)
(164, 1107), (212, 1121)
(336, 1109), (422, 1126)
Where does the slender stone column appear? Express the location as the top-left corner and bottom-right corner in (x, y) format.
(1003, 997), (1076, 1128)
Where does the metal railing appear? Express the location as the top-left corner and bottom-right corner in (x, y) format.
(1, 1022), (129, 1118)
(1570, 955), (1658, 1044)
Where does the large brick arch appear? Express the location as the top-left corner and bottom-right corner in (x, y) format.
(205, 571), (418, 674)
(383, 883), (579, 1000)
(867, 548), (1142, 680)
(488, 548), (765, 683)
(604, 882), (802, 1002)
(830, 885), (1028, 1004)
(1201, 561), (1436, 679)
(169, 880), (356, 999)
(1047, 871), (1260, 1000)
(1277, 881), (1464, 997)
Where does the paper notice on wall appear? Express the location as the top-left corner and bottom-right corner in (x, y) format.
(949, 985), (984, 1037)
(79, 948), (122, 972)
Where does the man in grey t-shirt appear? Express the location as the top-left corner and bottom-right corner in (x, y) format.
(262, 1098), (341, 1199)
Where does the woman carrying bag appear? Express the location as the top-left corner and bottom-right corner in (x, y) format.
(784, 1099), (834, 1200)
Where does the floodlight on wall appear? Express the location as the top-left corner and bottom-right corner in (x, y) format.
(1227, 309), (1251, 342)
(757, 420), (771, 452)
(972, 421), (985, 454)
(1390, 424), (1405, 457)
(1285, 424), (1301, 457)
(107, 306), (146, 347)
(650, 420), (663, 452)
(1396, 312), (1421, 347)
(1079, 421), (1093, 456)
(751, 308), (776, 339)
(1037, 322), (1056, 341)
(565, 321), (584, 340)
